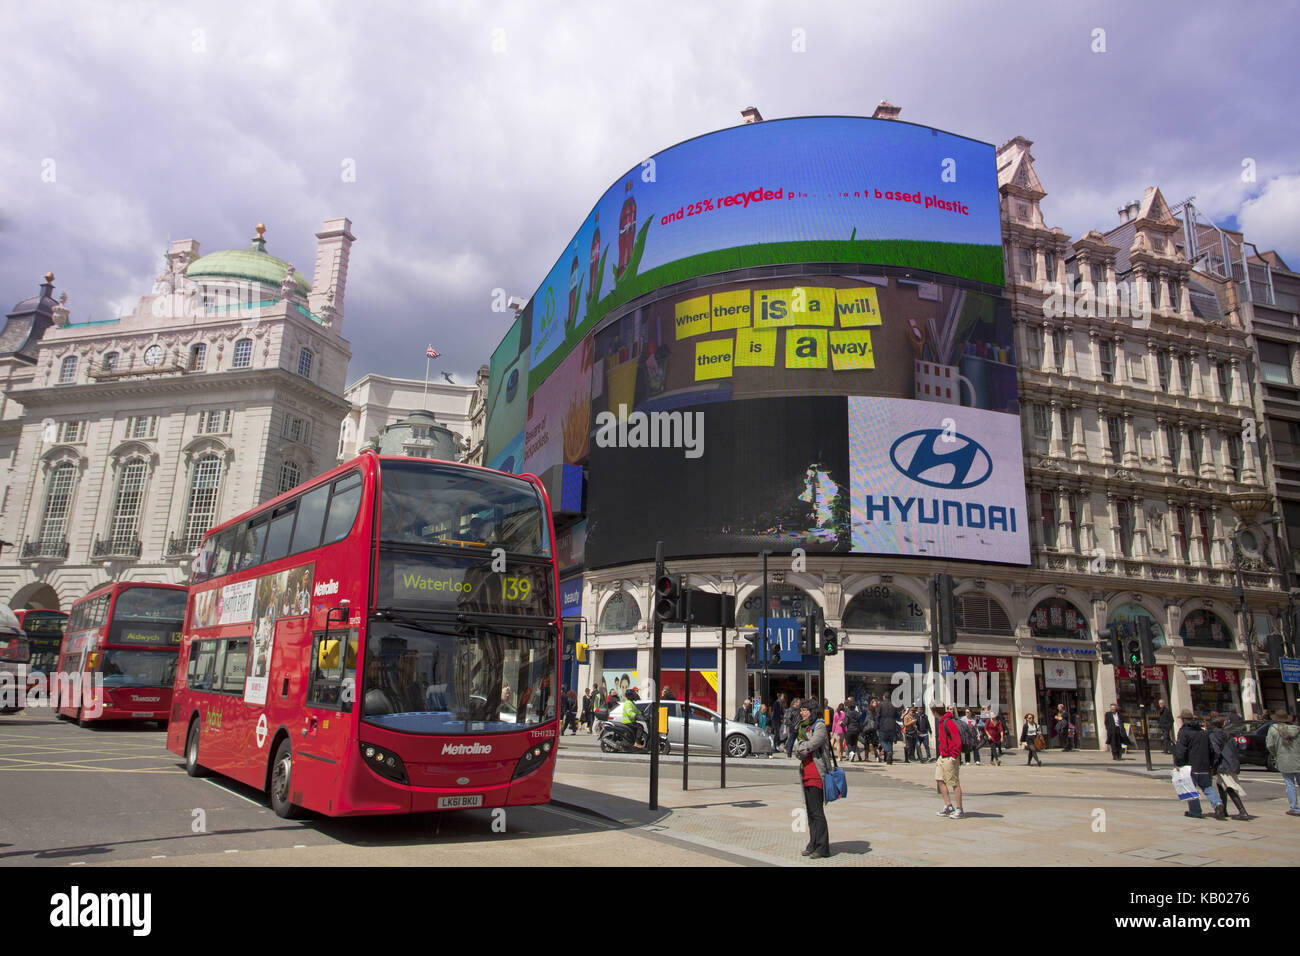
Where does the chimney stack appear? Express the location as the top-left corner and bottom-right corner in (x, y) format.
(871, 101), (901, 120)
(310, 217), (355, 329)
(1117, 200), (1140, 224)
(740, 106), (763, 124)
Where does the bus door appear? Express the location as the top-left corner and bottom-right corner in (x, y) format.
(293, 625), (359, 812)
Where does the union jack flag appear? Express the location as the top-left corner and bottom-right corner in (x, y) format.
(426, 345), (440, 358)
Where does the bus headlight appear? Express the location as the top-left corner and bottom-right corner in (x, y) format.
(511, 739), (554, 779)
(360, 741), (408, 785)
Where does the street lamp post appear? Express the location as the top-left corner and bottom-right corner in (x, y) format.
(1231, 524), (1268, 720)
(760, 550), (771, 708)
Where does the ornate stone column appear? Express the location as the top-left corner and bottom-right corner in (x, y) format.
(1070, 402), (1088, 461)
(1146, 338), (1160, 391)
(1123, 412), (1139, 468)
(1156, 416), (1173, 470)
(1113, 335), (1127, 385)
(1132, 494), (1148, 560)
(1178, 422), (1195, 476)
(1061, 323), (1077, 377)
(1098, 404), (1114, 464)
(1167, 345), (1183, 395)
(1056, 485), (1073, 552)
(1188, 349), (1204, 400)
(1229, 357), (1244, 406)
(1042, 324), (1057, 374)
(1079, 489), (1096, 553)
(1049, 399), (1066, 457)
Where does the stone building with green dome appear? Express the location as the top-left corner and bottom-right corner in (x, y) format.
(0, 219), (356, 606)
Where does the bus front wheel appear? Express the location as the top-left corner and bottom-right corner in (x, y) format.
(185, 719), (210, 777)
(269, 739), (303, 819)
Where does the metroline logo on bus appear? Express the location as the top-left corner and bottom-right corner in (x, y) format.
(849, 397), (1030, 564)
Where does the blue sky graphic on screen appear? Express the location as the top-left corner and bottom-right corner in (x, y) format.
(523, 116), (1002, 391)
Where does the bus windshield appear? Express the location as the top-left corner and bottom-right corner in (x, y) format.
(379, 459), (550, 556)
(114, 587), (187, 622)
(101, 648), (177, 688)
(361, 620), (556, 735)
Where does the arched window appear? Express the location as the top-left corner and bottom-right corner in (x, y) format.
(954, 594), (1013, 635)
(58, 356), (78, 384)
(189, 343), (207, 371)
(1028, 598), (1090, 641)
(232, 339), (253, 369)
(297, 348), (313, 379)
(842, 585), (926, 631)
(109, 460), (147, 552)
(598, 591), (641, 632)
(1180, 609), (1234, 650)
(102, 352), (119, 372)
(182, 455), (224, 551)
(736, 584), (814, 630)
(278, 461), (301, 495)
(38, 463), (77, 549)
(1108, 603), (1167, 648)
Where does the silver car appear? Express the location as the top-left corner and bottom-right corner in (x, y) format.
(637, 700), (774, 758)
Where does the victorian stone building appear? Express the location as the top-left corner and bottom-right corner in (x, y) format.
(0, 220), (355, 609)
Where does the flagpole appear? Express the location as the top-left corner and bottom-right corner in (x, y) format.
(424, 345), (431, 410)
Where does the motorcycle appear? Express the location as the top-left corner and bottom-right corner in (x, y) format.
(597, 714), (670, 754)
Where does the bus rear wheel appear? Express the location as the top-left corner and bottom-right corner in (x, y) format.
(269, 739), (303, 819)
(76, 708), (90, 729)
(185, 719), (210, 777)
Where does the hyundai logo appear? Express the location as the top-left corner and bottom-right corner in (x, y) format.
(889, 429), (993, 489)
(457, 776), (470, 785)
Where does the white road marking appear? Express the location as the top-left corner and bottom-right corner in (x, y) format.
(204, 778), (267, 807)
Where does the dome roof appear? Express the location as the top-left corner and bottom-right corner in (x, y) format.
(8, 273), (57, 317)
(185, 227), (312, 296)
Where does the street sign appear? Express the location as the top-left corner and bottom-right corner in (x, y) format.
(1281, 657), (1300, 684)
(766, 617), (800, 663)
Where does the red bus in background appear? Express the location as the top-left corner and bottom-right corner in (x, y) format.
(14, 609), (69, 674)
(167, 452), (561, 819)
(56, 583), (186, 726)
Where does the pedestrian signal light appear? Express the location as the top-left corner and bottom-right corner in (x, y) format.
(1126, 639), (1141, 666)
(655, 574), (683, 622)
(822, 626), (839, 656)
(576, 642), (588, 663)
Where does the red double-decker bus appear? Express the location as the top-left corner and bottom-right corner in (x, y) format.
(14, 609), (69, 674)
(55, 583), (186, 726)
(167, 452), (561, 818)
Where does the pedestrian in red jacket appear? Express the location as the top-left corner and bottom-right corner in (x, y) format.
(985, 712), (1003, 765)
(933, 705), (965, 819)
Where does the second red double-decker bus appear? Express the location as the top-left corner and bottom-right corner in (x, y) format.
(56, 582), (186, 726)
(167, 451), (561, 818)
(14, 608), (68, 675)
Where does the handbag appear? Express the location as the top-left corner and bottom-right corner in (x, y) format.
(1033, 734), (1046, 751)
(1171, 766), (1198, 801)
(823, 745), (848, 802)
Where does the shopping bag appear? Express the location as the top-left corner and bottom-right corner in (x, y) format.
(1171, 766), (1198, 801)
(823, 767), (848, 802)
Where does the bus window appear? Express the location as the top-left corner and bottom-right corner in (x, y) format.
(213, 527), (237, 577)
(220, 639), (248, 693)
(291, 482), (330, 554)
(187, 640), (220, 691)
(234, 520), (268, 572)
(263, 502), (297, 564)
(322, 473), (363, 544)
(308, 630), (353, 708)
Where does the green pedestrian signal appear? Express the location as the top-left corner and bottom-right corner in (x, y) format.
(1126, 639), (1141, 666)
(822, 626), (839, 656)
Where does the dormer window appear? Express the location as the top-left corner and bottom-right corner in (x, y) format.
(58, 355), (78, 384)
(102, 352), (119, 372)
(189, 343), (207, 371)
(233, 338), (253, 369)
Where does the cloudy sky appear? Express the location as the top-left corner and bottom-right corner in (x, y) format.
(1, 0), (1296, 385)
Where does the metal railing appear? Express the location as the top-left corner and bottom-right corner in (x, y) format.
(21, 538), (68, 559)
(92, 536), (142, 558)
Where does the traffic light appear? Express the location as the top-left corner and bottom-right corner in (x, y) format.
(801, 609), (817, 655)
(1139, 628), (1156, 668)
(575, 642), (588, 663)
(1098, 628), (1116, 665)
(1266, 632), (1284, 668)
(1125, 639), (1141, 667)
(822, 625), (839, 656)
(655, 574), (684, 623)
(745, 636), (757, 667)
(770, 641), (782, 665)
(935, 573), (956, 645)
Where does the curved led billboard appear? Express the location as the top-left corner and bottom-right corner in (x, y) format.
(487, 116), (1025, 570)
(522, 116), (1004, 394)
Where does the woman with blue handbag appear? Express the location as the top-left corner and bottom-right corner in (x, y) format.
(793, 701), (834, 859)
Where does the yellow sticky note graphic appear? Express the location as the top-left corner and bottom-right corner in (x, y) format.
(710, 289), (752, 331)
(674, 294), (712, 340)
(785, 328), (828, 369)
(753, 287), (836, 328)
(835, 287), (882, 327)
(695, 338), (735, 380)
(829, 329), (875, 370)
(734, 328), (777, 367)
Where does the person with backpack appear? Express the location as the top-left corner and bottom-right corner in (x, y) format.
(863, 700), (880, 761)
(1209, 716), (1252, 820)
(903, 706), (919, 762)
(793, 700), (833, 858)
(933, 704), (964, 819)
(1020, 713), (1044, 765)
(785, 697), (802, 758)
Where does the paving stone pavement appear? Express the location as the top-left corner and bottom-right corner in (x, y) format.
(552, 746), (1300, 866)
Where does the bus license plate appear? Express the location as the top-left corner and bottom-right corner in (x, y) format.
(132, 712), (155, 717)
(437, 795), (483, 809)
